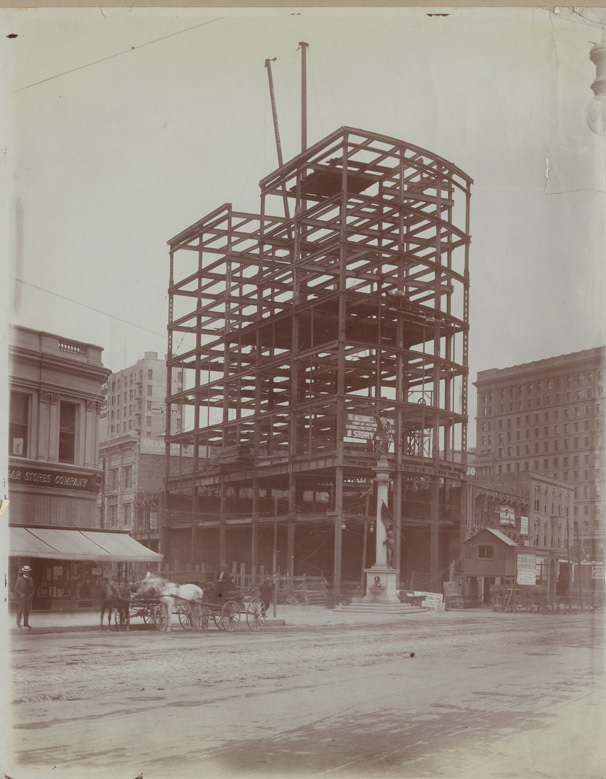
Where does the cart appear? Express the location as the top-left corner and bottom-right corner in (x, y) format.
(111, 596), (170, 630)
(203, 585), (266, 632)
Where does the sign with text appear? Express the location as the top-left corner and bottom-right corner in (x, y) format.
(499, 506), (515, 526)
(8, 466), (100, 493)
(517, 553), (537, 586)
(520, 515), (529, 536)
(345, 413), (377, 440)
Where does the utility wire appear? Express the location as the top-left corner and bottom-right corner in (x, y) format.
(15, 16), (224, 93)
(11, 276), (166, 339)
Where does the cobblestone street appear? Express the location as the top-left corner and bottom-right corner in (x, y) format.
(6, 608), (605, 779)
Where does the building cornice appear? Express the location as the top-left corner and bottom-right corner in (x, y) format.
(475, 346), (606, 387)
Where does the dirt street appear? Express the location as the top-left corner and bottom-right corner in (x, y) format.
(6, 610), (606, 779)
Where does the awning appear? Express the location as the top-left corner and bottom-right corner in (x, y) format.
(81, 530), (162, 562)
(10, 526), (162, 563)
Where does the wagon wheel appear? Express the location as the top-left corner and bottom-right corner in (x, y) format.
(246, 599), (265, 632)
(154, 603), (168, 632)
(142, 605), (156, 625)
(220, 600), (241, 632)
(178, 604), (192, 631)
(112, 606), (130, 628)
(213, 610), (224, 630)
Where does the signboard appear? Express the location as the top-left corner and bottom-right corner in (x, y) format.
(520, 515), (529, 536)
(591, 564), (605, 581)
(345, 413), (377, 440)
(8, 466), (100, 493)
(499, 505), (515, 526)
(345, 414), (394, 443)
(140, 437), (193, 456)
(149, 511), (158, 531)
(517, 553), (537, 585)
(140, 437), (166, 454)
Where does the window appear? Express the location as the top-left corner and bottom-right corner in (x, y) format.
(147, 385), (152, 397)
(110, 468), (119, 490)
(109, 503), (118, 528)
(478, 545), (494, 559)
(147, 369), (153, 380)
(59, 402), (77, 463)
(123, 502), (132, 527)
(9, 392), (29, 456)
(124, 465), (132, 489)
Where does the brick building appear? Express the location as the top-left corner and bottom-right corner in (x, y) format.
(474, 347), (605, 558)
(98, 434), (193, 554)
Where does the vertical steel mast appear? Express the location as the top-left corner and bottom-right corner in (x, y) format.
(299, 41), (309, 153)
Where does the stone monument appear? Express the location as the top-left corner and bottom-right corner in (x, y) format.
(363, 456), (400, 603)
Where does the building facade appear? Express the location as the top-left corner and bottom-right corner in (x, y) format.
(465, 472), (575, 555)
(99, 352), (189, 555)
(8, 327), (162, 611)
(98, 434), (193, 554)
(102, 351), (183, 441)
(164, 127), (472, 593)
(8, 326), (109, 530)
(474, 347), (606, 558)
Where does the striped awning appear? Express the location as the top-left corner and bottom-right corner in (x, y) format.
(10, 526), (162, 562)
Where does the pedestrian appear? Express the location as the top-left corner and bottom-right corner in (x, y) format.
(14, 565), (34, 629)
(259, 578), (273, 616)
(215, 565), (232, 601)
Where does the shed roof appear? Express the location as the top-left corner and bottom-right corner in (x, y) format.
(465, 527), (518, 547)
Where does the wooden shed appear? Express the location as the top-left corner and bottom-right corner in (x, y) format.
(463, 527), (518, 579)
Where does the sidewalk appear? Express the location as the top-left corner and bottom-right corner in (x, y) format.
(9, 603), (436, 634)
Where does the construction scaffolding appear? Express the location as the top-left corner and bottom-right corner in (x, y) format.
(165, 126), (472, 592)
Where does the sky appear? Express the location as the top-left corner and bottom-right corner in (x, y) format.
(1, 5), (606, 434)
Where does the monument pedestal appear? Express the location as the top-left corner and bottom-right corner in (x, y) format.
(363, 566), (400, 603)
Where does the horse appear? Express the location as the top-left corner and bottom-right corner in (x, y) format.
(99, 579), (131, 629)
(136, 574), (203, 632)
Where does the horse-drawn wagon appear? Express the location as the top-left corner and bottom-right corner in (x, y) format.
(202, 582), (266, 632)
(133, 575), (266, 632)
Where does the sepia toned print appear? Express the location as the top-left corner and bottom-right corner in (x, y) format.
(2, 6), (605, 779)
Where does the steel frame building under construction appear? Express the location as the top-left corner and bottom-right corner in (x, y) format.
(164, 126), (472, 593)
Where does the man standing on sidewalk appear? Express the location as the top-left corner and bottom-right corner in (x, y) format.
(14, 565), (34, 629)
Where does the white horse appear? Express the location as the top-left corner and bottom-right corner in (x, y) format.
(137, 574), (203, 632)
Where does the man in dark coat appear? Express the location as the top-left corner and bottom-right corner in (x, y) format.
(14, 565), (34, 629)
(259, 579), (273, 615)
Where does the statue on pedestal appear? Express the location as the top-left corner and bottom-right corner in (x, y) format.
(380, 501), (395, 569)
(383, 527), (395, 568)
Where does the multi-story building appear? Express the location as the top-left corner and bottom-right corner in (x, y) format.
(99, 352), (189, 554)
(474, 347), (606, 558)
(103, 351), (183, 441)
(7, 326), (160, 611)
(8, 326), (109, 528)
(466, 472), (574, 552)
(164, 126), (473, 593)
(98, 434), (193, 554)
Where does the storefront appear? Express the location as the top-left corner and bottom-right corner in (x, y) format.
(9, 525), (162, 611)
